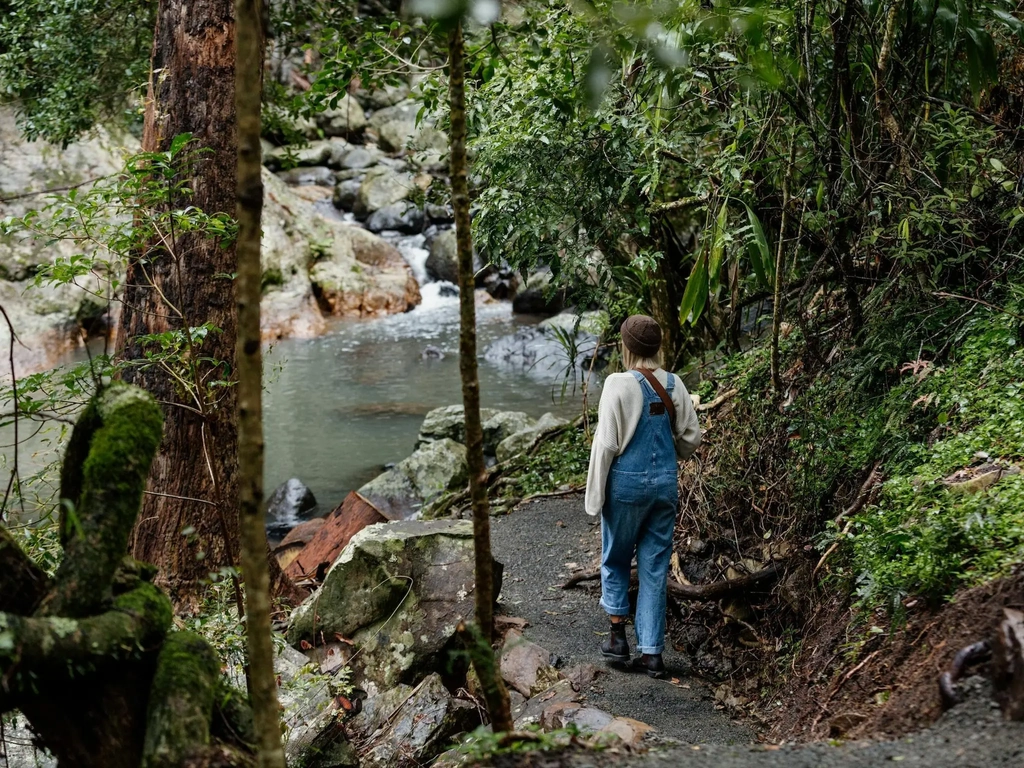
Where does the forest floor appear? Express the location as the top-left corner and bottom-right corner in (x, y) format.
(489, 494), (1024, 766)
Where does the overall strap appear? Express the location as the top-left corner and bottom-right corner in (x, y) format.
(634, 368), (676, 431)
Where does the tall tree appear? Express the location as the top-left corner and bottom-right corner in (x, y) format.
(235, 0), (287, 763)
(447, 20), (513, 733)
(115, 0), (291, 608)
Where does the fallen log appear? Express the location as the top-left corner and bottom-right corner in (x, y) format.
(561, 562), (784, 602)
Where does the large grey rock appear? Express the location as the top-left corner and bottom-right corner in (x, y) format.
(287, 520), (491, 689)
(368, 101), (422, 153)
(357, 438), (468, 519)
(425, 228), (458, 284)
(355, 83), (412, 111)
(366, 201), (424, 234)
(333, 178), (362, 210)
(512, 270), (565, 316)
(0, 108), (135, 374)
(496, 412), (569, 464)
(356, 166), (415, 216)
(0, 713), (56, 767)
(417, 405), (534, 456)
(276, 645), (356, 768)
(317, 93), (368, 137)
(340, 146), (380, 170)
(358, 674), (478, 768)
(266, 139), (350, 169)
(276, 165), (335, 186)
(540, 310), (610, 337)
(266, 478), (318, 533)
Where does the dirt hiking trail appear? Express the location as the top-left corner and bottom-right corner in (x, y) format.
(490, 494), (1024, 766)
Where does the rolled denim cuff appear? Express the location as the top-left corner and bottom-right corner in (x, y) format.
(637, 644), (664, 655)
(599, 597), (630, 616)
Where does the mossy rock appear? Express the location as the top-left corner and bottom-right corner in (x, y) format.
(287, 520), (483, 689)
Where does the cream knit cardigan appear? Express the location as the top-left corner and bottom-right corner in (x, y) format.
(584, 370), (702, 516)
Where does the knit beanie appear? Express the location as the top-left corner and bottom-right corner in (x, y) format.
(621, 315), (662, 358)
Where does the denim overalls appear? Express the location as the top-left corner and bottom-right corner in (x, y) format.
(600, 370), (679, 655)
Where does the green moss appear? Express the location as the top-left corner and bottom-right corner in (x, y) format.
(142, 631), (220, 768)
(46, 383), (163, 617)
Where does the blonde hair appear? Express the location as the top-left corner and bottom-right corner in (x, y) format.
(621, 342), (662, 372)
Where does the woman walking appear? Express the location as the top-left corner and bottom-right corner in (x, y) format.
(585, 315), (702, 678)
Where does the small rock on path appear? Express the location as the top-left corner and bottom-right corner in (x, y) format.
(491, 494), (751, 745)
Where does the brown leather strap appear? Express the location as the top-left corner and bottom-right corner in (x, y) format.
(634, 368), (676, 431)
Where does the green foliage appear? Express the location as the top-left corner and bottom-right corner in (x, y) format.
(0, 0), (153, 144)
(506, 424), (591, 498)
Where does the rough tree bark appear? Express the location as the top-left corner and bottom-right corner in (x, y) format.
(116, 0), (292, 608)
(235, 0), (287, 763)
(447, 21), (513, 733)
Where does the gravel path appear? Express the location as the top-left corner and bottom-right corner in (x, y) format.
(489, 494), (1024, 766)
(491, 494), (751, 745)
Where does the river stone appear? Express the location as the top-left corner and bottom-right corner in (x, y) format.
(359, 674), (479, 768)
(287, 519), (490, 689)
(0, 712), (56, 767)
(540, 310), (610, 337)
(366, 200), (424, 234)
(333, 178), (362, 210)
(358, 438), (469, 519)
(340, 146), (380, 170)
(317, 93), (368, 137)
(267, 478), (317, 524)
(267, 140), (338, 168)
(513, 679), (579, 729)
(356, 166), (415, 217)
(501, 630), (563, 697)
(417, 405), (533, 455)
(512, 270), (565, 316)
(496, 412), (569, 464)
(355, 82), (412, 111)
(425, 228), (458, 283)
(368, 101), (422, 153)
(276, 165), (336, 186)
(418, 404), (499, 446)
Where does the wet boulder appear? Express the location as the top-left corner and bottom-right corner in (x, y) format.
(417, 405), (535, 456)
(511, 271), (565, 316)
(366, 201), (424, 234)
(317, 93), (368, 138)
(355, 166), (415, 217)
(424, 229), (458, 284)
(496, 412), (569, 464)
(367, 101), (422, 153)
(357, 438), (468, 519)
(287, 520), (496, 690)
(358, 674), (479, 768)
(266, 478), (318, 534)
(333, 178), (363, 210)
(276, 165), (336, 186)
(340, 146), (380, 171)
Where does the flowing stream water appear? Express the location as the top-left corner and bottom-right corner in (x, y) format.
(3, 230), (591, 530)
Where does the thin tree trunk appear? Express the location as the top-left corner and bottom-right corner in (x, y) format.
(447, 21), (513, 733)
(235, 0), (287, 766)
(119, 0), (292, 609)
(771, 136), (797, 392)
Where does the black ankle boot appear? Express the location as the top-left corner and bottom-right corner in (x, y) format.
(631, 653), (666, 679)
(601, 622), (630, 663)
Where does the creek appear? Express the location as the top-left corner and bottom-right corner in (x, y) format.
(3, 231), (593, 531)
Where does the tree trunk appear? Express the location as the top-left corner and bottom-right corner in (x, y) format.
(117, 0), (292, 609)
(235, 0), (287, 764)
(447, 21), (513, 734)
